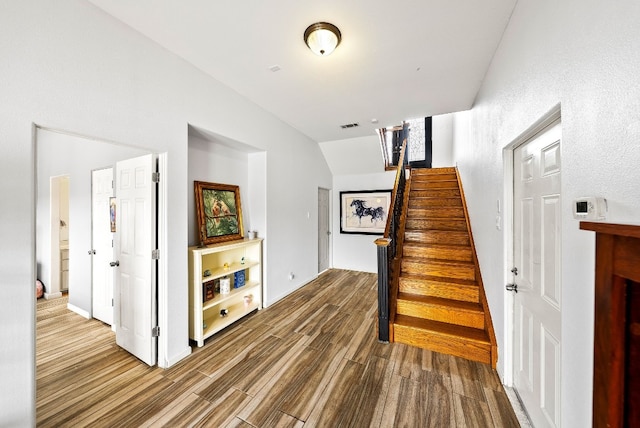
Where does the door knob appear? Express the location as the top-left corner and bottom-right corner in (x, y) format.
(506, 283), (518, 293)
(110, 260), (120, 267)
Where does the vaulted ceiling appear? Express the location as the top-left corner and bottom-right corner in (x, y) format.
(88, 0), (517, 143)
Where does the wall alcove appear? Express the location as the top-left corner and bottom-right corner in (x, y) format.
(187, 125), (266, 247)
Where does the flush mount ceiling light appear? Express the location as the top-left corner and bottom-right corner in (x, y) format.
(304, 22), (341, 56)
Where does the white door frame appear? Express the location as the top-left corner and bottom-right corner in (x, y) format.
(502, 104), (561, 387)
(156, 152), (169, 368)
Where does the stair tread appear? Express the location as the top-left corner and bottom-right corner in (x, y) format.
(411, 167), (456, 173)
(399, 273), (477, 287)
(397, 293), (483, 312)
(395, 314), (490, 343)
(402, 256), (474, 266)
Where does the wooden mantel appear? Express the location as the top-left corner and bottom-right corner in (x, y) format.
(580, 222), (640, 427)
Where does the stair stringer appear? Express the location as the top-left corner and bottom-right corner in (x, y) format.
(455, 168), (498, 368)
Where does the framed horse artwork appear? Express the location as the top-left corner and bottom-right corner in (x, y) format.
(339, 189), (391, 235)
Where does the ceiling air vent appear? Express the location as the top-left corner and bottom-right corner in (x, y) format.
(340, 123), (360, 129)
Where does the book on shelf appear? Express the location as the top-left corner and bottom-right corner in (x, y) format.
(203, 280), (215, 302)
(234, 270), (245, 288)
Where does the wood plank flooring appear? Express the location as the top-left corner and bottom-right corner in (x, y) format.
(37, 269), (520, 427)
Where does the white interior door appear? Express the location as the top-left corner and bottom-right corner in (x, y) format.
(114, 154), (157, 366)
(92, 168), (114, 326)
(318, 188), (330, 273)
(513, 120), (562, 427)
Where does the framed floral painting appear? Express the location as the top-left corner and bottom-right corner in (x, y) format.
(194, 181), (244, 245)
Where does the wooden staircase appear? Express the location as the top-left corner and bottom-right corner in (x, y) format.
(392, 167), (497, 367)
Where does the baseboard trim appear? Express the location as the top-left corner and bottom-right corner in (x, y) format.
(163, 347), (192, 368)
(67, 302), (91, 319)
(44, 292), (62, 300)
(264, 274), (317, 308)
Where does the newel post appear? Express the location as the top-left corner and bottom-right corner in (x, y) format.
(375, 237), (391, 342)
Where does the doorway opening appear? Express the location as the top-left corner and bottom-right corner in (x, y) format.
(35, 126), (167, 367)
(46, 174), (70, 300)
(318, 187), (331, 273)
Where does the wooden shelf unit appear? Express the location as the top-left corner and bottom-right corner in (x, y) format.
(188, 238), (263, 347)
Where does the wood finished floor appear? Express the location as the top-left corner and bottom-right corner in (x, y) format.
(37, 269), (520, 427)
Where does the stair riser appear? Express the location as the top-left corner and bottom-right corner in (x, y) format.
(411, 173), (457, 182)
(411, 181), (458, 190)
(410, 189), (461, 198)
(409, 198), (462, 208)
(401, 260), (476, 281)
(403, 245), (472, 262)
(405, 231), (470, 246)
(399, 278), (479, 303)
(396, 300), (485, 329)
(407, 208), (465, 219)
(405, 218), (467, 231)
(393, 325), (491, 365)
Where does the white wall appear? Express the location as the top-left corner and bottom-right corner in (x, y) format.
(451, 0), (640, 426)
(432, 113), (454, 167)
(0, 1), (331, 425)
(332, 172), (397, 272)
(36, 129), (149, 313)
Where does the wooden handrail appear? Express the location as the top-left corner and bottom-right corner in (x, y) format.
(382, 140), (408, 239)
(376, 123), (409, 342)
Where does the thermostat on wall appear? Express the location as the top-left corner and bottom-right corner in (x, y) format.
(573, 197), (607, 220)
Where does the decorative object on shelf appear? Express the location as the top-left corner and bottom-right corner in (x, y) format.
(203, 281), (215, 302)
(240, 256), (245, 265)
(223, 262), (229, 270)
(247, 230), (257, 239)
(234, 270), (245, 288)
(203, 269), (211, 277)
(220, 277), (231, 295)
(194, 181), (244, 245)
(339, 189), (392, 235)
(203, 321), (207, 330)
(220, 308), (228, 317)
(243, 294), (253, 308)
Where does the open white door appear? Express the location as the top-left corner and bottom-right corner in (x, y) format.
(91, 167), (114, 326)
(113, 154), (157, 366)
(512, 120), (562, 427)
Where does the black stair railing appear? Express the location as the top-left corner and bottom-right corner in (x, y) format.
(375, 123), (409, 342)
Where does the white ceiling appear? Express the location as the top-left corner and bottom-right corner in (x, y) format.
(88, 0), (517, 143)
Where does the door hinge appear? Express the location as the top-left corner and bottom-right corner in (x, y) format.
(152, 326), (160, 337)
(111, 298), (114, 307)
(152, 172), (160, 183)
(152, 249), (160, 260)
